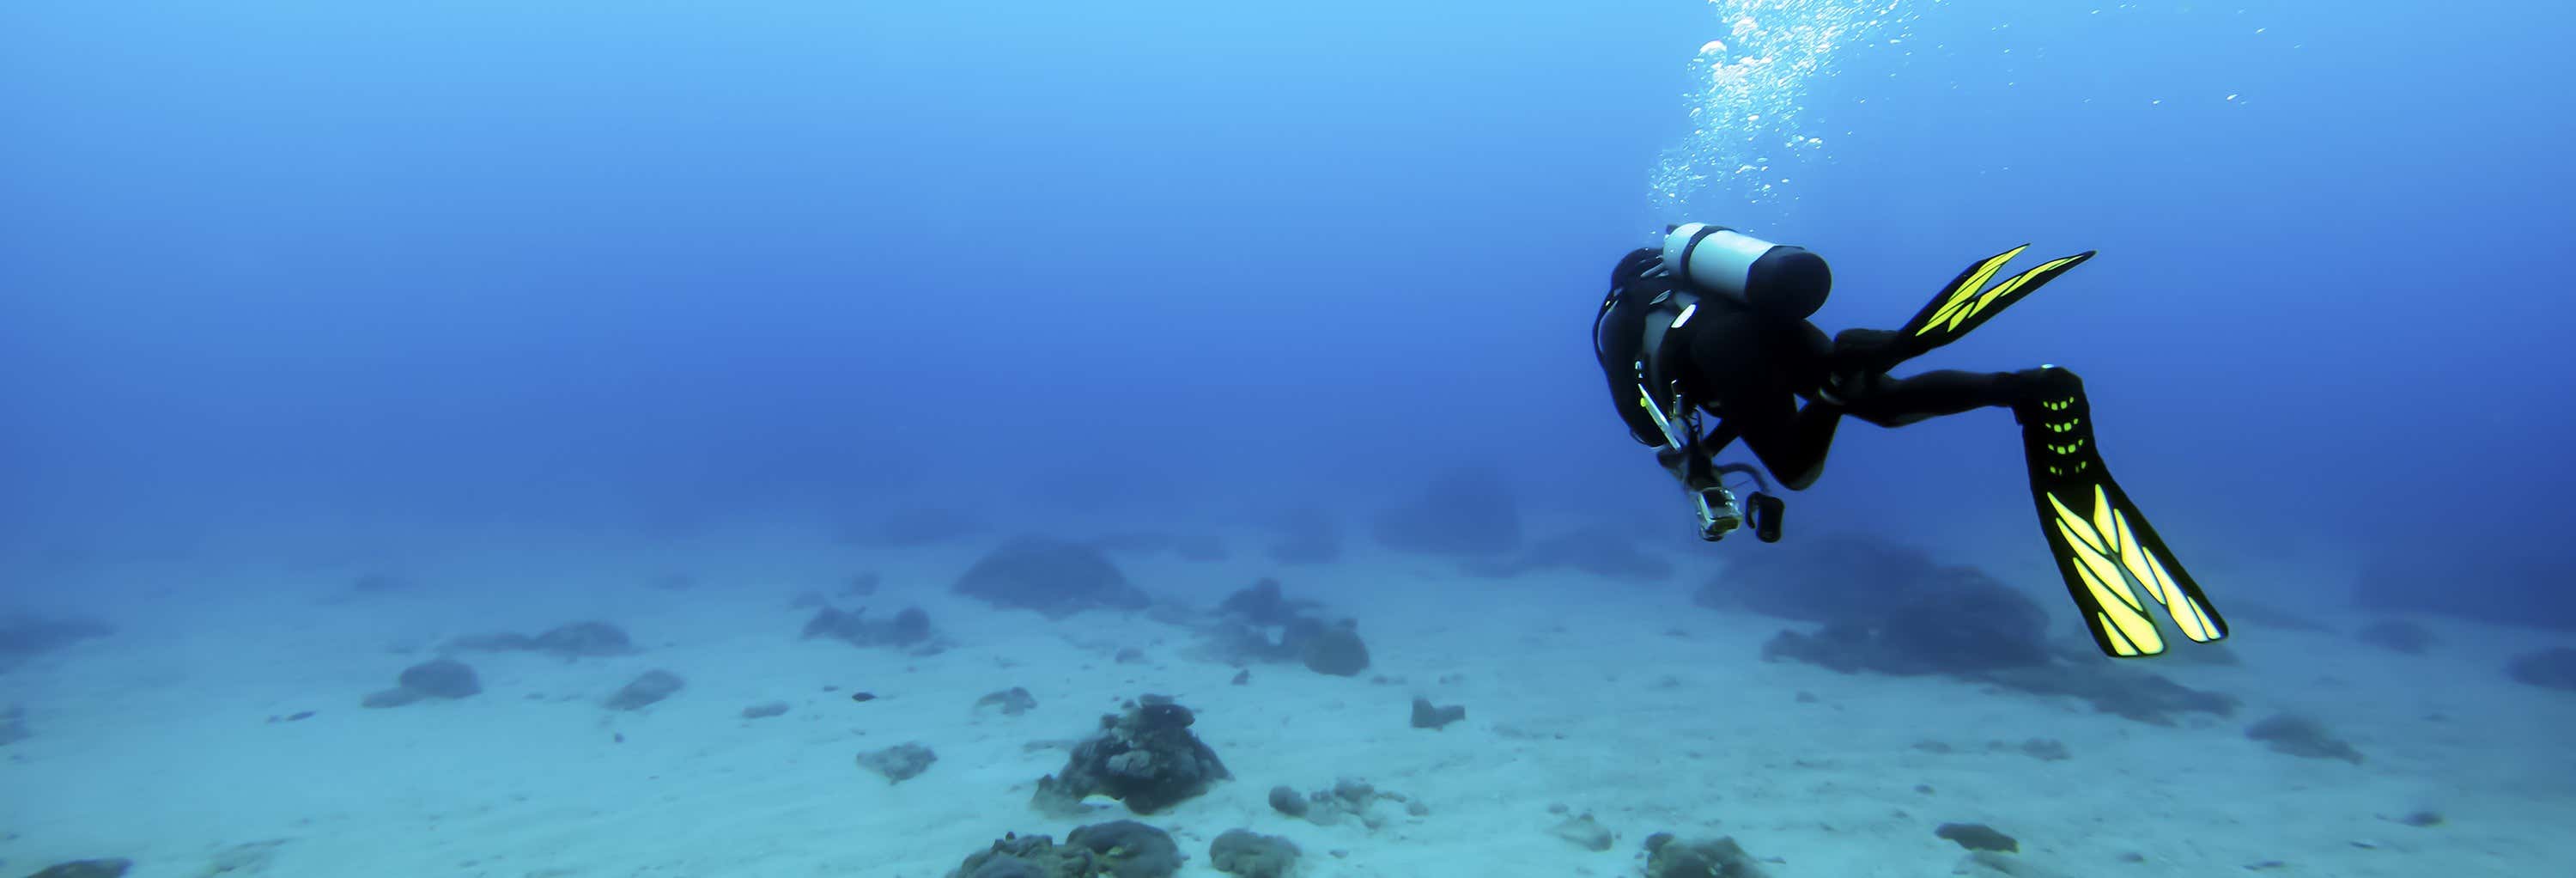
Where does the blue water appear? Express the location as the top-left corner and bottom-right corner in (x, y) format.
(4, 1), (2573, 875)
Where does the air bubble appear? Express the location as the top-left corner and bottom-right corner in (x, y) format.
(1649, 0), (1923, 217)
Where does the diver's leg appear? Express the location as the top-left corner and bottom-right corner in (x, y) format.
(1829, 363), (2229, 655)
(1835, 369), (2029, 428)
(1735, 399), (1843, 491)
(1677, 306), (1844, 491)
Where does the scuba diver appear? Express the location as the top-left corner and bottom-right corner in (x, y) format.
(1593, 223), (2228, 658)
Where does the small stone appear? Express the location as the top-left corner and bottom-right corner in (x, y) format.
(857, 742), (937, 783)
(1406, 800), (1430, 816)
(1302, 626), (1371, 677)
(1550, 814), (1614, 851)
(2019, 738), (2072, 761)
(529, 621), (635, 657)
(26, 860), (132, 878)
(397, 659), (482, 699)
(1268, 784), (1309, 818)
(1644, 837), (1770, 878)
(1209, 828), (1301, 878)
(740, 701), (789, 719)
(2245, 714), (2363, 764)
(605, 669), (685, 710)
(974, 686), (1037, 716)
(1935, 822), (2018, 853)
(1409, 697), (1466, 730)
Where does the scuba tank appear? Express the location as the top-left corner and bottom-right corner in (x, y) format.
(1661, 223), (1833, 320)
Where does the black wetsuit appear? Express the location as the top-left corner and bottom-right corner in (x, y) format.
(1598, 247), (2044, 491)
(1597, 242), (2230, 658)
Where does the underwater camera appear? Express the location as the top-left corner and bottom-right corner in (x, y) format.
(1703, 461), (1786, 544)
(1690, 484), (1742, 541)
(1661, 223), (1832, 320)
(1695, 485), (1784, 543)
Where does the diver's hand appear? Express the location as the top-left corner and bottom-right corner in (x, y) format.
(1656, 446), (1692, 485)
(1611, 247), (1664, 290)
(1816, 371), (1864, 406)
(1657, 447), (1743, 540)
(1656, 446), (1722, 491)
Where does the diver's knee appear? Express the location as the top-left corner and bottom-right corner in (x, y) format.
(1850, 408), (1922, 429)
(1777, 461), (1823, 491)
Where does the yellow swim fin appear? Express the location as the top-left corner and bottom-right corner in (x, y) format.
(2014, 367), (2228, 658)
(1890, 246), (2096, 363)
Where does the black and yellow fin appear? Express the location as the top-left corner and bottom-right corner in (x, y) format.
(2014, 368), (2227, 658)
(1894, 246), (2096, 359)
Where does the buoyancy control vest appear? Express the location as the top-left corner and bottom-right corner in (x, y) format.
(1594, 250), (1703, 448)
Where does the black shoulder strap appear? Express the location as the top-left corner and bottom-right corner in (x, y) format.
(1597, 270), (1699, 448)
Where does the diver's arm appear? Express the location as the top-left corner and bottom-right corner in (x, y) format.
(1652, 419), (1736, 491)
(1692, 418), (1741, 457)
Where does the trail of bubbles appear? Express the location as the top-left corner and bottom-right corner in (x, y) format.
(1649, 0), (1922, 221)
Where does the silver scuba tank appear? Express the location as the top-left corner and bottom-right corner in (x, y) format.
(1660, 223), (1832, 320)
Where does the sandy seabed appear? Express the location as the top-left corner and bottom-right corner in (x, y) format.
(3, 523), (2572, 878)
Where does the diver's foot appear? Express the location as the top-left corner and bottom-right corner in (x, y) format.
(1832, 327), (1900, 349)
(1831, 327), (1908, 372)
(2020, 363), (2081, 392)
(2008, 364), (2086, 421)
